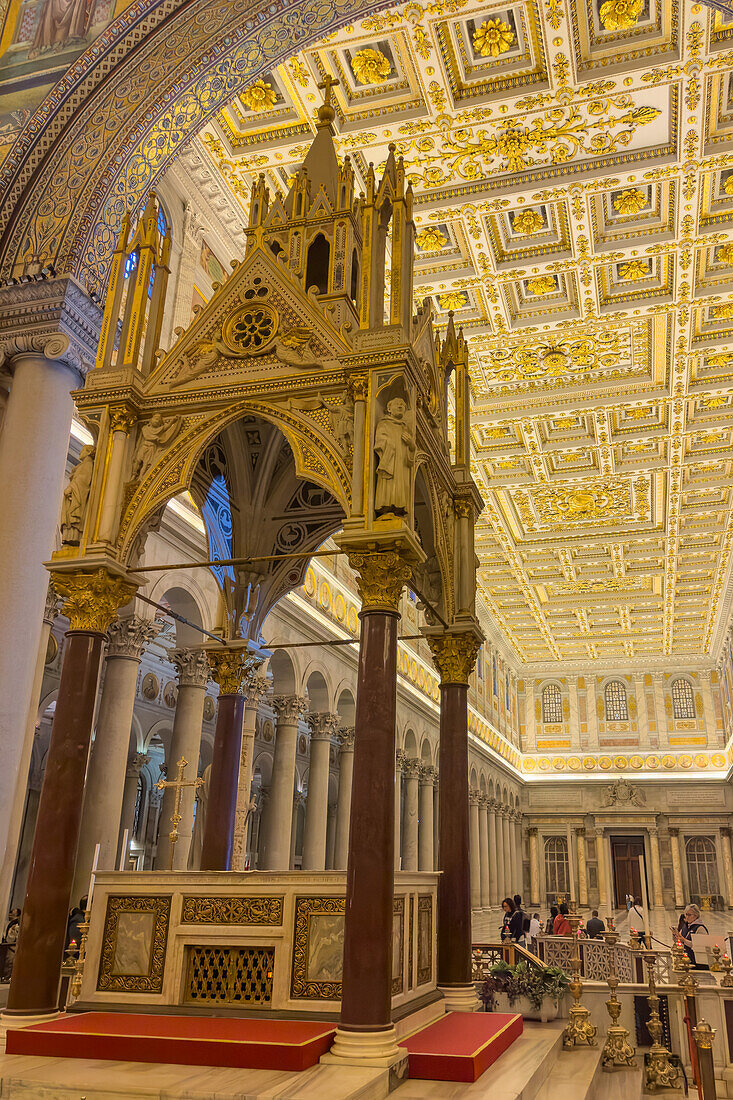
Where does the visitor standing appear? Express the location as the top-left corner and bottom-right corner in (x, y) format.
(585, 910), (605, 938)
(553, 902), (571, 936)
(671, 903), (708, 967)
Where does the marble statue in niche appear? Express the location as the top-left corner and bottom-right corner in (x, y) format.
(60, 443), (95, 544)
(374, 398), (415, 516)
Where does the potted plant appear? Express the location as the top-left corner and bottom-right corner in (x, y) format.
(480, 960), (570, 1022)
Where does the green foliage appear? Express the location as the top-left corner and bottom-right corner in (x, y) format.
(481, 960), (571, 1012)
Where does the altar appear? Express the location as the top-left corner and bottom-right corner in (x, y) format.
(76, 871), (439, 1018)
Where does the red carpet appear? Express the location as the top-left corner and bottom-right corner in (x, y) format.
(5, 1013), (336, 1072)
(399, 1011), (523, 1082)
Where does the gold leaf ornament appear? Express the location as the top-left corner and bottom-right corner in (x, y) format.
(612, 188), (647, 215)
(472, 18), (515, 58)
(599, 0), (643, 31)
(351, 47), (392, 85)
(512, 209), (545, 235)
(526, 275), (557, 295)
(416, 226), (448, 252)
(240, 79), (278, 112)
(718, 243), (733, 264)
(618, 259), (650, 281)
(439, 291), (467, 310)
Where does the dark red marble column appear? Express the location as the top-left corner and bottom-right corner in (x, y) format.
(6, 630), (105, 1015)
(339, 606), (398, 1033)
(437, 680), (471, 989)
(200, 692), (245, 871)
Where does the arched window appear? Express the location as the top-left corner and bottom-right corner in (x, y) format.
(686, 836), (719, 899)
(672, 678), (695, 719)
(350, 247), (359, 304)
(604, 680), (628, 721)
(157, 202), (168, 239)
(544, 837), (569, 899)
(506, 673), (511, 709)
(305, 233), (330, 294)
(542, 683), (562, 724)
(492, 657), (498, 697)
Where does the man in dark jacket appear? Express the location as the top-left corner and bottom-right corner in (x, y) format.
(586, 910), (605, 938)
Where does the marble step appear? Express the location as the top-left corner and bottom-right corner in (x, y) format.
(533, 1046), (603, 1100)
(0, 1053), (392, 1100)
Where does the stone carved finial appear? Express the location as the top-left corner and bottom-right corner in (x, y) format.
(171, 647), (212, 688)
(107, 615), (161, 660)
(50, 568), (137, 633)
(427, 630), (483, 686)
(338, 726), (355, 750)
(272, 695), (309, 722)
(126, 752), (149, 778)
(60, 444), (95, 545)
(307, 712), (340, 741)
(347, 548), (414, 613)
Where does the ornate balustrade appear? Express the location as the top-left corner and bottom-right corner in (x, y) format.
(534, 936), (671, 985)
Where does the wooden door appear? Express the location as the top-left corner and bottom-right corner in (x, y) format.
(611, 836), (645, 908)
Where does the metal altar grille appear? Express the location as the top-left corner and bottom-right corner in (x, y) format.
(184, 946), (274, 1006)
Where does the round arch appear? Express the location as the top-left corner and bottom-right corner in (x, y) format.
(0, 0), (393, 288)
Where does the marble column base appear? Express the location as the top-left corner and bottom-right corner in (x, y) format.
(323, 1024), (406, 1069)
(438, 983), (480, 1012)
(1, 1009), (61, 1027)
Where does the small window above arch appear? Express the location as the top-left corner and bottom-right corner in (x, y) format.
(542, 683), (562, 724)
(604, 680), (628, 722)
(672, 678), (695, 720)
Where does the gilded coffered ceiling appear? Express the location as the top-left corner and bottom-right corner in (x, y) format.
(194, 0), (733, 668)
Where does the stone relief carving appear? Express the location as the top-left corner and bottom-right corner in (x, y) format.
(131, 414), (182, 481)
(287, 391), (354, 454)
(60, 443), (95, 544)
(374, 398), (415, 516)
(602, 778), (645, 807)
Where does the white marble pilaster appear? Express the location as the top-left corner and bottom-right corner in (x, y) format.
(720, 827), (733, 909)
(74, 615), (161, 897)
(401, 758), (420, 873)
(262, 695), (307, 870)
(669, 827), (685, 907)
(302, 712), (339, 871)
(478, 796), (490, 907)
(158, 648), (211, 871)
(648, 827), (664, 908)
(528, 827), (540, 907)
(418, 765), (435, 872)
(334, 727), (355, 870)
(488, 801), (500, 906)
(576, 827), (588, 908)
(232, 672), (268, 870)
(469, 790), (481, 909)
(394, 751), (404, 871)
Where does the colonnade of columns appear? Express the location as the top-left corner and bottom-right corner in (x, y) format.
(467, 793), (522, 908)
(394, 753), (437, 872)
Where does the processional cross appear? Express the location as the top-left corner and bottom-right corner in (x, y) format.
(156, 756), (204, 871)
(317, 75), (340, 107)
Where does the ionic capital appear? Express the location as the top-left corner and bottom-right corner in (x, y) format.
(338, 726), (355, 750)
(273, 694), (308, 722)
(126, 752), (149, 779)
(171, 647), (211, 688)
(307, 711), (340, 741)
(347, 548), (414, 613)
(50, 567), (137, 633)
(107, 614), (161, 660)
(427, 629), (483, 686)
(0, 276), (103, 379)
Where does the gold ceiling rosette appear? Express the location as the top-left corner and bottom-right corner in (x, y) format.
(240, 78), (278, 112)
(350, 47), (392, 85)
(599, 0), (644, 31)
(612, 188), (647, 215)
(472, 18), (515, 58)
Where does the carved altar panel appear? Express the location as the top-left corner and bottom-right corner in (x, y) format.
(97, 895), (171, 994)
(181, 895), (284, 925)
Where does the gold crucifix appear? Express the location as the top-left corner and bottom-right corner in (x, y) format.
(317, 74), (339, 108)
(156, 756), (204, 871)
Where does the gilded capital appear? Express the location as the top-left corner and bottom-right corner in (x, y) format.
(428, 630), (482, 685)
(454, 497), (473, 520)
(171, 647), (212, 688)
(107, 615), (161, 660)
(110, 405), (136, 434)
(348, 374), (369, 402)
(208, 648), (248, 695)
(348, 548), (414, 612)
(50, 567), (137, 633)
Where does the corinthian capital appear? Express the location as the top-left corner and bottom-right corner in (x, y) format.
(307, 712), (340, 741)
(206, 646), (255, 695)
(419, 763), (436, 785)
(243, 672), (268, 706)
(273, 695), (308, 722)
(338, 726), (355, 750)
(126, 752), (149, 779)
(347, 548), (414, 612)
(427, 628), (483, 686)
(107, 615), (161, 660)
(171, 647), (212, 688)
(50, 567), (137, 633)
